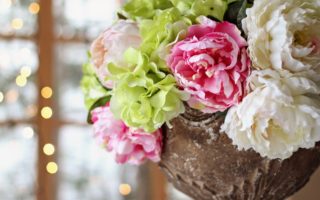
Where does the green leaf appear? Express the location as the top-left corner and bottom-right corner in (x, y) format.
(224, 0), (251, 31)
(237, 0), (248, 29)
(87, 96), (111, 124)
(117, 12), (127, 20)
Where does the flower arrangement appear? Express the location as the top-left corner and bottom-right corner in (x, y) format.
(81, 0), (320, 164)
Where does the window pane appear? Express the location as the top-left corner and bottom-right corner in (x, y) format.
(0, 125), (37, 200)
(58, 125), (150, 200)
(55, 43), (88, 122)
(0, 40), (38, 121)
(0, 0), (38, 36)
(54, 0), (121, 40)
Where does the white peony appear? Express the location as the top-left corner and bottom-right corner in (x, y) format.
(243, 0), (320, 73)
(90, 20), (141, 88)
(221, 69), (320, 160)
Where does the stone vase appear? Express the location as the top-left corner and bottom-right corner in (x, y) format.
(159, 107), (320, 200)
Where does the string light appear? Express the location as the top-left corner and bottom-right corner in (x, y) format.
(20, 66), (32, 77)
(5, 89), (19, 103)
(119, 184), (132, 196)
(41, 106), (53, 119)
(22, 127), (34, 139)
(41, 87), (53, 99)
(11, 18), (24, 30)
(43, 143), (55, 156)
(0, 92), (3, 103)
(46, 162), (58, 174)
(16, 75), (27, 87)
(28, 2), (40, 15)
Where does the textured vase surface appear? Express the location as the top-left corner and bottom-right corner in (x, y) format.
(160, 107), (320, 200)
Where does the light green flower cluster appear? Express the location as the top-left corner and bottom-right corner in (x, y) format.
(122, 0), (239, 21)
(170, 0), (239, 21)
(122, 0), (173, 19)
(108, 48), (189, 132)
(139, 8), (191, 70)
(81, 58), (110, 109)
(107, 7), (194, 132)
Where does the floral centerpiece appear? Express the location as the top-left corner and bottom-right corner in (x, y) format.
(81, 0), (320, 198)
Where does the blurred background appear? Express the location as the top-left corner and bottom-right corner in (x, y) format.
(0, 0), (319, 200)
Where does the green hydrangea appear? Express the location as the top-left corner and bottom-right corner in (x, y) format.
(81, 60), (110, 109)
(122, 0), (239, 22)
(170, 0), (239, 21)
(122, 0), (173, 20)
(108, 48), (189, 132)
(105, 9), (192, 132)
(140, 8), (191, 68)
(109, 8), (194, 132)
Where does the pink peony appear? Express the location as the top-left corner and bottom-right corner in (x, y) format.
(168, 16), (251, 113)
(90, 20), (141, 88)
(91, 104), (162, 165)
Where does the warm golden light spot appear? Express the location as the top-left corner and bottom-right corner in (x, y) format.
(5, 89), (19, 103)
(119, 184), (132, 196)
(28, 2), (40, 14)
(43, 143), (55, 156)
(41, 87), (53, 99)
(20, 66), (32, 77)
(23, 127), (34, 139)
(11, 18), (24, 30)
(41, 107), (53, 119)
(16, 75), (27, 87)
(0, 92), (3, 103)
(46, 162), (58, 174)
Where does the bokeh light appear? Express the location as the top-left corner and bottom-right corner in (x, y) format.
(46, 162), (58, 174)
(28, 2), (40, 15)
(16, 75), (27, 87)
(11, 18), (24, 30)
(22, 127), (34, 139)
(41, 107), (53, 119)
(20, 66), (32, 77)
(0, 92), (4, 103)
(41, 87), (53, 99)
(119, 184), (132, 196)
(43, 143), (55, 156)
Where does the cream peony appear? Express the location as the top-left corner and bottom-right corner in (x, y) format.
(90, 20), (141, 88)
(243, 0), (320, 73)
(221, 69), (320, 160)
